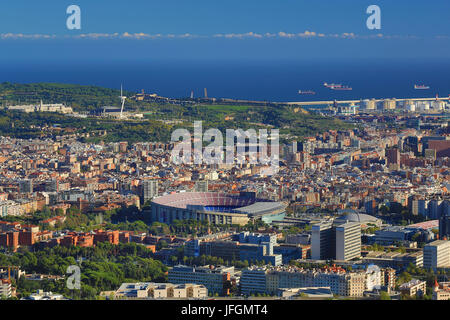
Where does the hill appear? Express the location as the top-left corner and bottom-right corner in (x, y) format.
(0, 82), (354, 143)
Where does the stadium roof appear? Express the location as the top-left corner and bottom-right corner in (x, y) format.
(152, 192), (255, 209)
(234, 202), (285, 216)
(152, 192), (285, 216)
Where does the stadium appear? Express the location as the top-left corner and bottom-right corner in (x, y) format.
(150, 192), (286, 226)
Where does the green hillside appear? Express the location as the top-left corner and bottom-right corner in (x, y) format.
(0, 82), (354, 143)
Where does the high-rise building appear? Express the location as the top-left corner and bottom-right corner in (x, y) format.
(403, 136), (419, 155)
(311, 221), (335, 260)
(385, 147), (400, 168)
(19, 179), (33, 194)
(312, 219), (361, 261)
(383, 99), (396, 110)
(428, 200), (444, 220)
(141, 179), (158, 204)
(383, 268), (396, 291)
(423, 240), (450, 270)
(440, 213), (450, 240)
(45, 179), (59, 193)
(409, 198), (428, 217)
(363, 99), (377, 110)
(335, 222), (361, 261)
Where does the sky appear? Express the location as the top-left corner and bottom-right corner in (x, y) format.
(0, 0), (449, 61)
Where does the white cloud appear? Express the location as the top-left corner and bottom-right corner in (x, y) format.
(0, 33), (56, 39)
(0, 31), (434, 41)
(75, 33), (120, 39)
(214, 32), (263, 39)
(278, 32), (296, 38)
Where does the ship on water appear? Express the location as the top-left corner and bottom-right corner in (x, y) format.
(330, 85), (352, 91)
(323, 82), (352, 90)
(298, 90), (316, 95)
(323, 82), (342, 88)
(414, 84), (430, 90)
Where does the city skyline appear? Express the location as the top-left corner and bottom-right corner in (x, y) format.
(1, 0), (450, 307)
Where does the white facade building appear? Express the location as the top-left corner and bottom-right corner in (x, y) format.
(423, 240), (450, 270)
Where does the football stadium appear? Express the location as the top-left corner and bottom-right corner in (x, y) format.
(150, 192), (286, 226)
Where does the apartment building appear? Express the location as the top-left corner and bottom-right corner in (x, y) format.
(335, 222), (361, 261)
(312, 220), (361, 261)
(168, 265), (234, 295)
(240, 268), (268, 295)
(115, 282), (208, 299)
(362, 250), (423, 269)
(0, 279), (12, 298)
(141, 179), (159, 204)
(423, 240), (450, 270)
(399, 279), (427, 297)
(197, 237), (282, 266)
(240, 266), (367, 297)
(311, 221), (335, 260)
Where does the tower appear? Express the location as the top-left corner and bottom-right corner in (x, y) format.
(119, 84), (127, 119)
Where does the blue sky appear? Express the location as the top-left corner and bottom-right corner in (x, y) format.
(0, 0), (449, 61)
(1, 0), (450, 36)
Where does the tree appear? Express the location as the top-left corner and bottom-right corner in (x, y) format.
(398, 272), (412, 285)
(170, 255), (178, 266)
(380, 291), (391, 300)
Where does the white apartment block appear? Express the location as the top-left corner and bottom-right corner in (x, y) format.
(115, 282), (208, 299)
(335, 222), (361, 261)
(0, 280), (11, 298)
(423, 240), (450, 270)
(7, 102), (73, 114)
(0, 200), (23, 217)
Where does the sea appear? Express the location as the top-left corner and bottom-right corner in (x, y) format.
(1, 59), (450, 103)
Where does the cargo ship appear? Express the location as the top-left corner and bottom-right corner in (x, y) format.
(324, 82), (352, 90)
(414, 84), (430, 90)
(323, 82), (342, 88)
(330, 86), (352, 91)
(298, 90), (316, 95)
